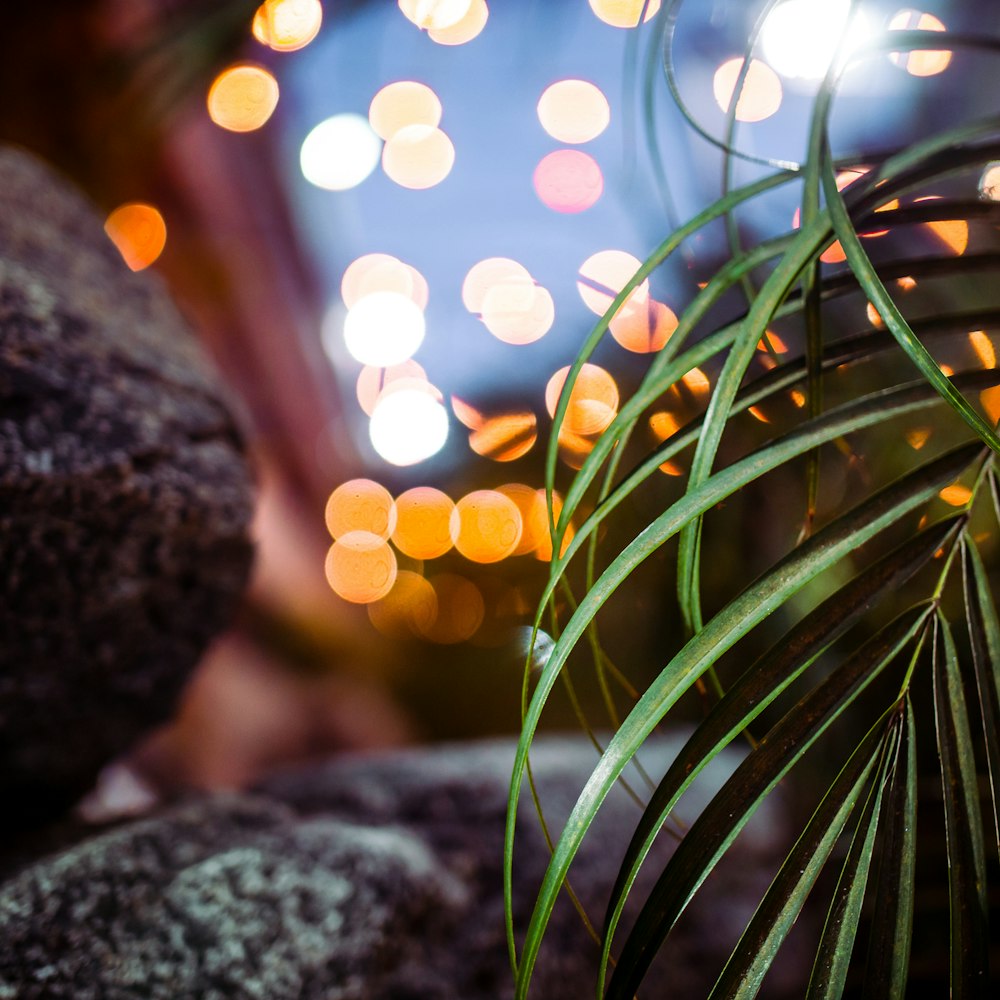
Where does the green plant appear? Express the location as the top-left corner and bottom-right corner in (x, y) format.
(506, 3), (1000, 996)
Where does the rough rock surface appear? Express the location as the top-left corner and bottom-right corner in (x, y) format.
(0, 736), (798, 999)
(0, 146), (255, 825)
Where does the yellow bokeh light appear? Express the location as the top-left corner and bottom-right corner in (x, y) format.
(462, 258), (534, 314)
(939, 484), (972, 507)
(367, 570), (439, 640)
(428, 0), (488, 44)
(469, 412), (538, 462)
(104, 203), (167, 272)
(589, 0), (661, 28)
(481, 283), (555, 345)
(356, 360), (429, 417)
(577, 249), (648, 317)
(325, 479), (396, 541)
(453, 490), (523, 563)
(889, 10), (951, 77)
(207, 64), (279, 132)
(251, 0), (322, 52)
(369, 81), (443, 141)
(420, 573), (485, 643)
(344, 291), (426, 366)
(382, 125), (455, 189)
(970, 330), (996, 369)
(341, 254), (428, 310)
(545, 364), (620, 436)
(609, 298), (677, 353)
(649, 410), (681, 442)
(533, 150), (604, 213)
(712, 58), (782, 123)
(927, 219), (969, 255)
(682, 366), (711, 398)
(391, 487), (457, 559)
(399, 0), (472, 30)
(537, 79), (611, 144)
(325, 532), (399, 604)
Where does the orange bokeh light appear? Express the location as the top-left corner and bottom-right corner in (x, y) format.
(462, 258), (534, 314)
(325, 532), (398, 604)
(939, 484), (972, 507)
(453, 490), (523, 563)
(530, 488), (573, 561)
(104, 203), (167, 272)
(481, 283), (555, 345)
(589, 0), (661, 28)
(497, 484), (547, 556)
(889, 10), (951, 76)
(609, 298), (677, 353)
(420, 573), (485, 643)
(325, 479), (397, 541)
(251, 0), (322, 52)
(369, 81), (443, 141)
(398, 0), (472, 30)
(533, 150), (603, 213)
(545, 364), (620, 436)
(970, 330), (996, 369)
(649, 410), (681, 442)
(428, 0), (488, 44)
(382, 125), (455, 189)
(341, 254), (428, 310)
(392, 487), (457, 560)
(577, 249), (648, 317)
(367, 570), (439, 639)
(469, 412), (538, 461)
(356, 361), (430, 417)
(207, 64), (279, 132)
(537, 79), (610, 144)
(712, 58), (782, 123)
(906, 427), (932, 450)
(792, 169), (868, 264)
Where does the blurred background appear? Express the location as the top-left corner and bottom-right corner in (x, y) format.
(3, 0), (995, 804)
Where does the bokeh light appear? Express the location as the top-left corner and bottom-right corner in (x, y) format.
(428, 0), (488, 44)
(382, 125), (455, 189)
(468, 412), (538, 461)
(207, 64), (279, 132)
(906, 427), (932, 450)
(104, 203), (167, 272)
(453, 490), (523, 562)
(367, 570), (439, 639)
(889, 10), (951, 77)
(451, 395), (485, 429)
(369, 81), (443, 141)
(649, 410), (681, 442)
(481, 283), (555, 345)
(392, 486), (457, 559)
(939, 484), (972, 507)
(497, 484), (548, 556)
(980, 163), (1000, 201)
(577, 249), (649, 316)
(398, 0), (472, 30)
(341, 253), (428, 310)
(557, 427), (597, 470)
(325, 479), (397, 541)
(252, 0), (323, 52)
(712, 58), (782, 123)
(609, 298), (677, 353)
(343, 291), (426, 366)
(793, 169), (870, 263)
(325, 532), (399, 603)
(462, 257), (534, 313)
(356, 361), (430, 416)
(537, 80), (610, 144)
(534, 150), (603, 213)
(760, 0), (871, 80)
(531, 488), (573, 561)
(301, 114), (382, 190)
(370, 387), (449, 465)
(545, 363), (620, 436)
(420, 573), (485, 643)
(589, 0), (661, 28)
(970, 330), (996, 369)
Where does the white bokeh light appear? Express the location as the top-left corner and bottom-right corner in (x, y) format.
(760, 0), (872, 81)
(343, 291), (426, 366)
(300, 113), (382, 190)
(369, 388), (449, 466)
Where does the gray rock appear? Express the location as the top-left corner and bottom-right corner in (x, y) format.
(0, 146), (255, 825)
(0, 736), (799, 998)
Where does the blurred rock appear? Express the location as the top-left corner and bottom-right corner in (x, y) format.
(0, 736), (798, 999)
(0, 146), (254, 826)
